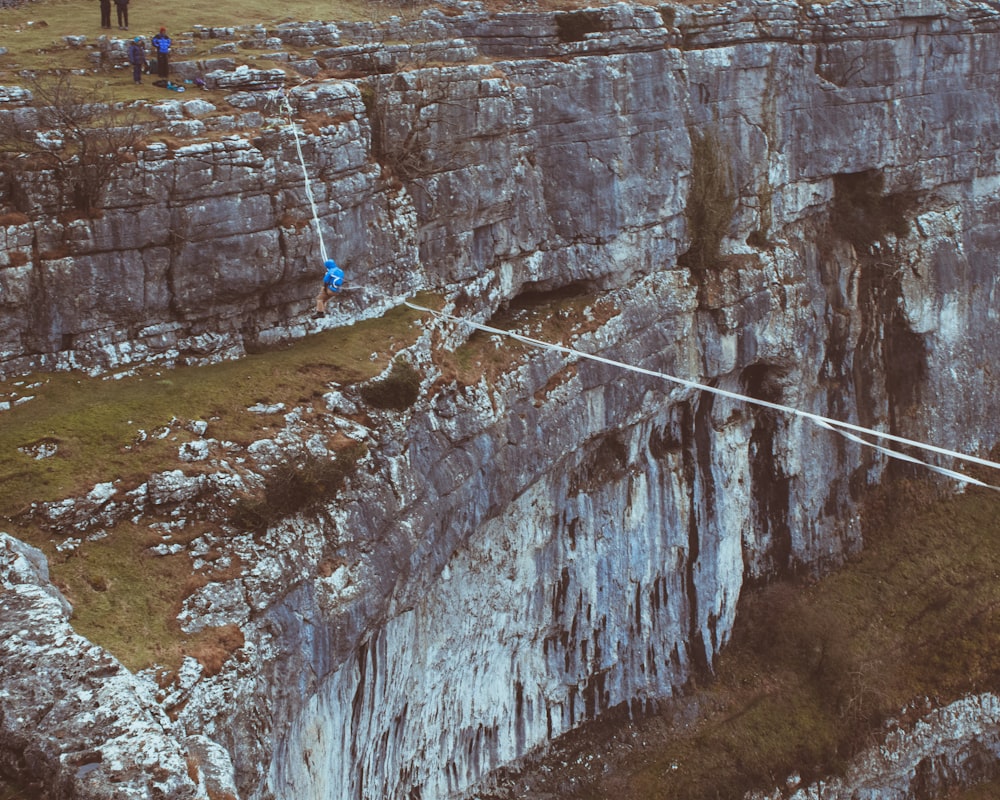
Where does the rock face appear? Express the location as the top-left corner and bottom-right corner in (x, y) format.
(2, 1), (1000, 799)
(0, 533), (233, 800)
(749, 694), (1000, 800)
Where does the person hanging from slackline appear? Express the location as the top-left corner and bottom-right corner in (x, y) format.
(313, 259), (344, 318)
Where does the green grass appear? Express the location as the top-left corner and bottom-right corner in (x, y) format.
(0, 0), (414, 102)
(1, 300), (434, 676)
(0, 0), (372, 68)
(43, 520), (219, 671)
(0, 301), (426, 518)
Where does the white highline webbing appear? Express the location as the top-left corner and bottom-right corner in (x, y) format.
(281, 96), (329, 265)
(404, 300), (1000, 492)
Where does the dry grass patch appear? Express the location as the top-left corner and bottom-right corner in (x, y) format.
(437, 286), (619, 387)
(188, 624), (245, 677)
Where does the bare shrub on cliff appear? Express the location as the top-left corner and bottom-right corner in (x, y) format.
(679, 126), (737, 271)
(229, 446), (366, 533)
(360, 68), (471, 182)
(831, 169), (920, 253)
(0, 74), (144, 216)
(360, 357), (422, 410)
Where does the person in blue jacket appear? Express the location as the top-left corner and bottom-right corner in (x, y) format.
(314, 259), (344, 317)
(151, 27), (171, 78)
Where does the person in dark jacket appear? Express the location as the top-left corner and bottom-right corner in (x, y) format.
(127, 37), (147, 84)
(99, 0), (112, 29)
(151, 27), (171, 78)
(114, 0), (128, 29)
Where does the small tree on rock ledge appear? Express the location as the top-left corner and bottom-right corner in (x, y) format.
(0, 74), (144, 217)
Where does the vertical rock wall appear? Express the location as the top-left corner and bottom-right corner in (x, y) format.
(2, 1), (1000, 799)
(245, 3), (1000, 798)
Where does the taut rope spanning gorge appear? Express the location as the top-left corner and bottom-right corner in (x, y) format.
(403, 300), (1000, 491)
(283, 89), (1000, 492)
(2, 0), (1000, 798)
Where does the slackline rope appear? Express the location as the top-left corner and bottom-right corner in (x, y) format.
(281, 94), (329, 265)
(272, 90), (997, 491)
(404, 301), (1000, 492)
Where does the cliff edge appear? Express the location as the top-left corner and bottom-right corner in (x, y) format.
(1, 0), (1000, 798)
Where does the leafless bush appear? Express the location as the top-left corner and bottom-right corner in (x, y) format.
(229, 446), (365, 533)
(0, 74), (144, 216)
(360, 67), (472, 182)
(679, 126), (737, 271)
(360, 358), (422, 410)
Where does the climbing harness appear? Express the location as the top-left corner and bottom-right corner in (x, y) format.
(403, 300), (1000, 492)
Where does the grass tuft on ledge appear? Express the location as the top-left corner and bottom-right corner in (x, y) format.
(0, 301), (426, 519)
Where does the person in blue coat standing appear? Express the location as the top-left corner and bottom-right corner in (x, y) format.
(314, 259), (344, 317)
(151, 27), (171, 78)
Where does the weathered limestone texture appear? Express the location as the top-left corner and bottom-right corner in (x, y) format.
(0, 533), (236, 799)
(1, 0), (1000, 798)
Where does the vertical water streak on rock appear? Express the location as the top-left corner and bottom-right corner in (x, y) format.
(687, 392), (714, 676)
(743, 363), (792, 578)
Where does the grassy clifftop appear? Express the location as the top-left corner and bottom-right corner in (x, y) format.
(0, 303), (424, 517)
(0, 301), (426, 680)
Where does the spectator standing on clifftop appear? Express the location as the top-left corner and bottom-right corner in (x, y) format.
(152, 27), (171, 78)
(114, 0), (129, 29)
(128, 37), (147, 84)
(99, 0), (112, 29)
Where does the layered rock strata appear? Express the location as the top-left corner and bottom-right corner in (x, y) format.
(1, 0), (1000, 798)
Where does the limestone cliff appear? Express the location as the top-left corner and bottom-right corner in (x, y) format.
(1, 0), (1000, 798)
